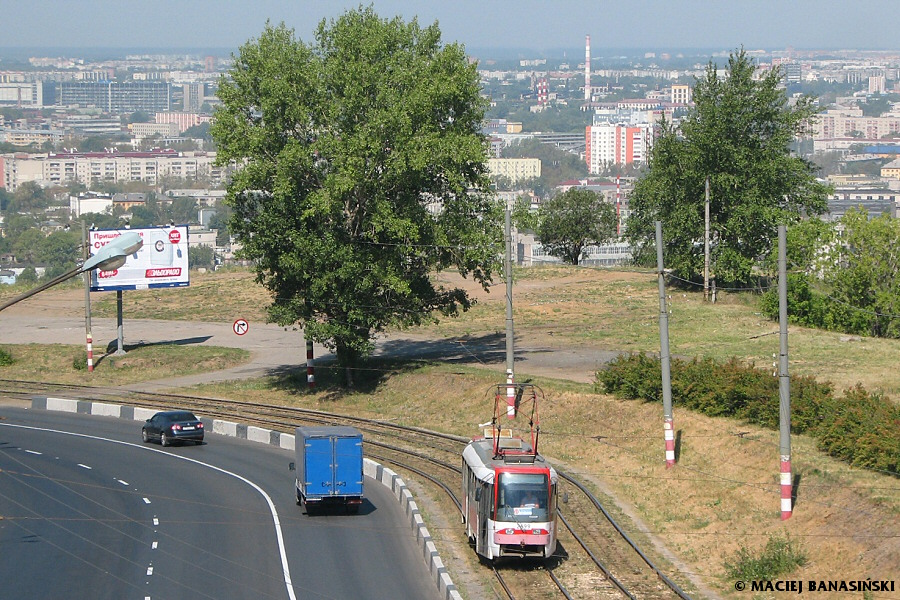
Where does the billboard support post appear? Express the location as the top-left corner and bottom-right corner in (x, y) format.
(116, 290), (126, 355)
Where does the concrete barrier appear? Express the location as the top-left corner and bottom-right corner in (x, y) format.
(31, 396), (463, 600)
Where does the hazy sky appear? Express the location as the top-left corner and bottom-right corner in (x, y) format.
(1, 1), (896, 54)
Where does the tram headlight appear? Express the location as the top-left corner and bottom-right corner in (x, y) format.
(505, 528), (515, 535)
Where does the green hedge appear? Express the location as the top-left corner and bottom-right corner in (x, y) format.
(596, 353), (899, 476)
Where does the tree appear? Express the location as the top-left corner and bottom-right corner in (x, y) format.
(189, 245), (215, 270)
(627, 49), (831, 284)
(211, 13), (502, 382)
(823, 208), (900, 338)
(13, 228), (45, 264)
(37, 230), (81, 278)
(533, 189), (617, 265)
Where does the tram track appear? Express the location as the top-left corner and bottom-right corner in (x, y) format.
(2, 379), (693, 599)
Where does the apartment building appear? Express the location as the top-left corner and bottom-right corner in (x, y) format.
(670, 84), (692, 105)
(0, 80), (53, 108)
(585, 121), (653, 172)
(487, 158), (541, 184)
(154, 111), (211, 133)
(1, 149), (229, 190)
(881, 158), (900, 178)
(131, 121), (180, 141)
(813, 106), (900, 142)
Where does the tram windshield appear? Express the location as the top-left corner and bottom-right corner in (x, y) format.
(497, 472), (549, 521)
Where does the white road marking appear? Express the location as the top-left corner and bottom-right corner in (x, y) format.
(143, 497), (151, 504)
(151, 541), (158, 550)
(25, 450), (41, 455)
(77, 463), (92, 469)
(117, 479), (129, 486)
(146, 566), (153, 576)
(0, 422), (298, 600)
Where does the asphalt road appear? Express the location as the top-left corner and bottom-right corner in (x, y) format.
(0, 406), (441, 600)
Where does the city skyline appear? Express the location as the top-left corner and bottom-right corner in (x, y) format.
(1, 1), (898, 56)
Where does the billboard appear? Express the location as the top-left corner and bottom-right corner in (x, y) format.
(89, 226), (190, 292)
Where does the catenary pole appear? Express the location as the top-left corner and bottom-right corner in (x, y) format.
(505, 208), (516, 418)
(778, 225), (792, 520)
(656, 221), (675, 468)
(704, 177), (710, 302)
(306, 336), (315, 389)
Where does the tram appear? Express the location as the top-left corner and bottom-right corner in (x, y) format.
(462, 383), (558, 561)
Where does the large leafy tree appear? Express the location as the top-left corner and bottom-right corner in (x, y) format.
(211, 11), (502, 381)
(822, 209), (900, 338)
(530, 189), (617, 265)
(627, 49), (831, 283)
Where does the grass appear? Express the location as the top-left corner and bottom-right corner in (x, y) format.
(724, 533), (807, 580)
(0, 343), (249, 386)
(4, 265), (898, 596)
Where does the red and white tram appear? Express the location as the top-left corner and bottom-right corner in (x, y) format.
(462, 384), (558, 561)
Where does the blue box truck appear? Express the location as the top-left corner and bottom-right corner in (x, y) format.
(293, 426), (364, 514)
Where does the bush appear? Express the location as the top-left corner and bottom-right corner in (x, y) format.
(0, 347), (14, 366)
(596, 353), (899, 476)
(724, 533), (807, 580)
(72, 351), (88, 371)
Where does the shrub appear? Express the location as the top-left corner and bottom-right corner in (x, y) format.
(724, 533), (807, 580)
(0, 347), (14, 366)
(72, 351), (88, 371)
(596, 353), (898, 476)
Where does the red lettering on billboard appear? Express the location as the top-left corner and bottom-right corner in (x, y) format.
(145, 268), (182, 278)
(97, 269), (119, 278)
(168, 229), (181, 244)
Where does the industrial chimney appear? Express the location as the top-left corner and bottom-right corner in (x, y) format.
(584, 35), (591, 102)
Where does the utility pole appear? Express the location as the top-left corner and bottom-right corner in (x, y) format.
(778, 225), (792, 520)
(83, 221), (94, 372)
(704, 177), (710, 302)
(656, 221), (675, 468)
(505, 208), (516, 419)
(306, 336), (315, 389)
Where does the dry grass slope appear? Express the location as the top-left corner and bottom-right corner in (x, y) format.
(4, 266), (897, 597)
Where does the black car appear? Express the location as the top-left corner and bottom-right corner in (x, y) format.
(142, 410), (205, 446)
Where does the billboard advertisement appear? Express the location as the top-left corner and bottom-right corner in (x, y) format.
(89, 226), (190, 292)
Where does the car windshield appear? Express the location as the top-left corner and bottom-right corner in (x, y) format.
(496, 472), (549, 521)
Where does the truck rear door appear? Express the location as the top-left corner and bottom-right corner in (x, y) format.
(333, 436), (363, 496)
(304, 436), (335, 497)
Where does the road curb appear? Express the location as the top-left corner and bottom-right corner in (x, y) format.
(31, 395), (464, 600)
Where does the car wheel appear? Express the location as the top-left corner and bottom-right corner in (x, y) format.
(141, 429), (149, 443)
(161, 432), (170, 447)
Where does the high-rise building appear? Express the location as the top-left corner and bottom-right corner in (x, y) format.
(585, 121), (654, 173)
(183, 82), (205, 112)
(60, 81), (171, 114)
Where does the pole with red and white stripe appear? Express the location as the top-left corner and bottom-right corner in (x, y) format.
(506, 369), (516, 419)
(777, 225), (792, 519)
(616, 175), (621, 236)
(306, 337), (315, 389)
(656, 221), (675, 468)
(86, 331), (94, 372)
(82, 220), (94, 373)
(504, 208), (516, 419)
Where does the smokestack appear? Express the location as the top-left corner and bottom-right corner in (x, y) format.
(585, 35), (591, 102)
